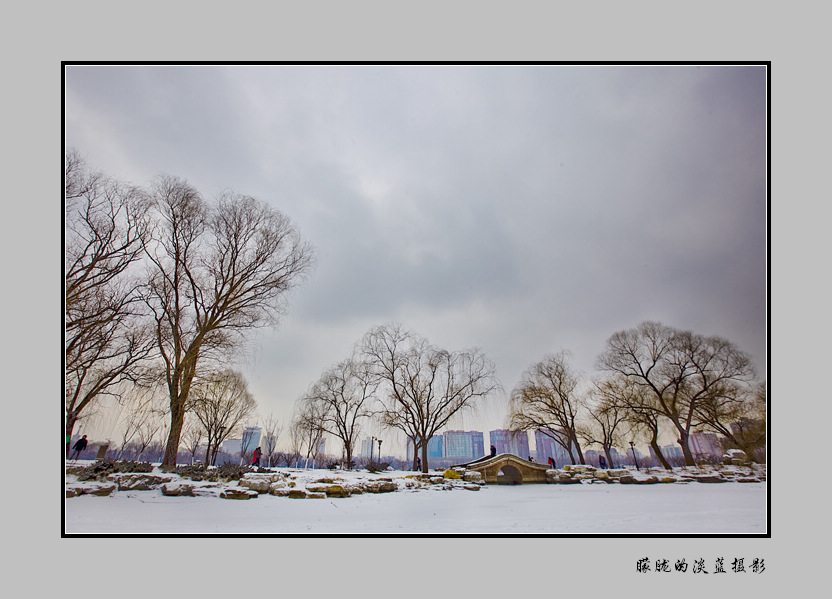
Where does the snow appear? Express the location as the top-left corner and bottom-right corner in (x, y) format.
(65, 464), (767, 535)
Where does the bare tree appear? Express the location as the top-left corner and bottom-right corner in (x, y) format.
(114, 385), (168, 461)
(597, 321), (757, 466)
(189, 370), (258, 467)
(509, 351), (586, 465)
(65, 149), (153, 455)
(360, 323), (499, 473)
(141, 176), (314, 468)
(697, 379), (766, 462)
(299, 357), (377, 470)
(181, 418), (205, 464)
(292, 397), (326, 469)
(261, 413), (283, 468)
(582, 380), (629, 469)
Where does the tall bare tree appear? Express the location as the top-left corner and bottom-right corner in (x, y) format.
(181, 418), (205, 464)
(360, 323), (499, 473)
(597, 321), (757, 466)
(260, 413), (283, 468)
(292, 399), (326, 469)
(189, 370), (257, 467)
(508, 351), (586, 465)
(300, 356), (377, 470)
(141, 176), (314, 468)
(696, 379), (766, 462)
(65, 149), (153, 455)
(582, 380), (629, 469)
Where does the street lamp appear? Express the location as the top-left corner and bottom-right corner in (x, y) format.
(630, 441), (640, 471)
(377, 438), (383, 462)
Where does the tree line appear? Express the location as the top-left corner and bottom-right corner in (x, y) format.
(66, 150), (765, 472)
(65, 150), (314, 469)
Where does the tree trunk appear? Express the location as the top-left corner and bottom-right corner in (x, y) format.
(161, 400), (186, 470)
(650, 439), (673, 470)
(65, 413), (78, 458)
(604, 446), (615, 469)
(677, 429), (695, 466)
(421, 441), (429, 473)
(572, 433), (585, 465)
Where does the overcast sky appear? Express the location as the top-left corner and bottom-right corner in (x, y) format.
(64, 64), (767, 447)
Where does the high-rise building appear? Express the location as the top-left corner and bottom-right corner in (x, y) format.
(360, 437), (375, 458)
(490, 429), (530, 458)
(533, 429), (571, 466)
(241, 426), (262, 453)
(688, 432), (722, 460)
(443, 430), (485, 461)
(406, 436), (443, 460)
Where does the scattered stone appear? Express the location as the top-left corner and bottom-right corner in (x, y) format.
(161, 482), (195, 496)
(463, 471), (483, 483)
(220, 487), (258, 500)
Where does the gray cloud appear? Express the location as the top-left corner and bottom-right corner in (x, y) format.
(65, 64), (767, 437)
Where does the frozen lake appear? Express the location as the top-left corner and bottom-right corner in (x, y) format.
(64, 479), (767, 535)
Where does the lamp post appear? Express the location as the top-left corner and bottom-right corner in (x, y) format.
(377, 438), (383, 463)
(630, 441), (640, 471)
(370, 436), (375, 463)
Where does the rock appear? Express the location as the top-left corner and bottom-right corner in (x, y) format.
(463, 471), (483, 483)
(306, 483), (350, 497)
(220, 487), (258, 500)
(618, 475), (637, 484)
(66, 488), (79, 498)
(363, 481), (398, 493)
(462, 484), (481, 491)
(443, 469), (462, 479)
(307, 492), (326, 499)
(83, 484), (116, 496)
(693, 475), (727, 483)
(109, 474), (173, 491)
(635, 476), (659, 484)
(658, 477), (678, 483)
(239, 478), (271, 493)
(287, 489), (308, 499)
(563, 464), (596, 473)
(268, 481), (288, 494)
(161, 482), (194, 496)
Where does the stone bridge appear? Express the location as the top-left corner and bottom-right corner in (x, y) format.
(459, 453), (551, 484)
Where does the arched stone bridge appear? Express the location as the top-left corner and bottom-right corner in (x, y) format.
(460, 453), (551, 484)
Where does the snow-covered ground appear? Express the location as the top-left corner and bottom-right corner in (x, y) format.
(64, 464), (767, 535)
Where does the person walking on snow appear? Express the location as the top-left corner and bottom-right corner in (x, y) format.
(252, 446), (262, 467)
(70, 435), (87, 460)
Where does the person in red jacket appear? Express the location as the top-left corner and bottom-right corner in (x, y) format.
(252, 447), (262, 467)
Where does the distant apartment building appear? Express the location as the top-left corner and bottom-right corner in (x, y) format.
(533, 429), (572, 467)
(443, 430), (485, 461)
(406, 435), (443, 461)
(360, 437), (374, 458)
(490, 429), (531, 458)
(688, 432), (722, 460)
(241, 426), (262, 453)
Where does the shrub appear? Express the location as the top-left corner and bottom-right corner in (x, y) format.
(73, 459), (153, 481)
(365, 460), (390, 473)
(214, 463), (254, 481)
